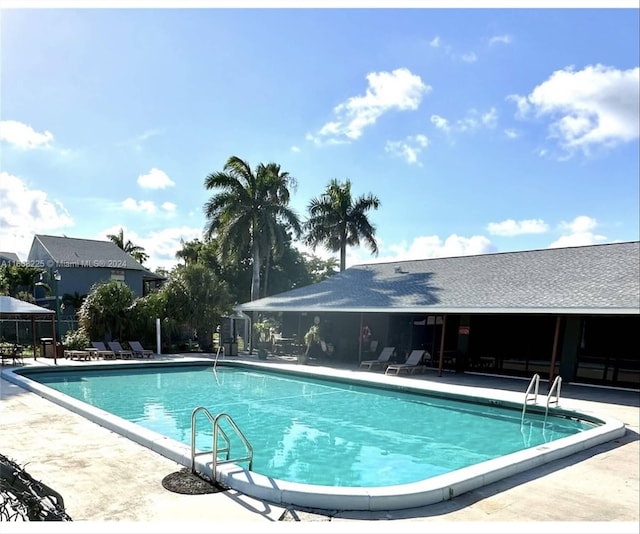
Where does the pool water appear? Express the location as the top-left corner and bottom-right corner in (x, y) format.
(27, 364), (595, 488)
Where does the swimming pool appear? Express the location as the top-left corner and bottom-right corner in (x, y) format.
(4, 359), (626, 511)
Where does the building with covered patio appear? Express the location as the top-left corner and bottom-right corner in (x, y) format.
(236, 241), (639, 390)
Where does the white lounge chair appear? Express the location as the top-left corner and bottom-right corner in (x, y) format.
(385, 350), (429, 376)
(359, 346), (396, 371)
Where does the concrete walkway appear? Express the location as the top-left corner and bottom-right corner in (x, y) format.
(0, 354), (638, 532)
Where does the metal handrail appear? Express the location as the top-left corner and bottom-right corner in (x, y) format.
(190, 407), (253, 482)
(213, 345), (224, 369)
(521, 373), (540, 423)
(545, 375), (562, 418)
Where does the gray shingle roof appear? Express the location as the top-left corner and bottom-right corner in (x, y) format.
(237, 241), (640, 315)
(0, 252), (20, 263)
(30, 235), (162, 278)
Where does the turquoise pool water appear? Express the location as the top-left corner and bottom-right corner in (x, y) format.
(25, 364), (595, 488)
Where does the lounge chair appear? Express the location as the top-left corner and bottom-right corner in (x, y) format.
(359, 346), (395, 371)
(107, 341), (133, 359)
(385, 350), (429, 376)
(128, 341), (154, 358)
(90, 341), (117, 360)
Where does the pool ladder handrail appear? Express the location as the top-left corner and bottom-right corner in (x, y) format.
(521, 373), (540, 419)
(213, 345), (224, 369)
(545, 375), (562, 417)
(190, 408), (253, 482)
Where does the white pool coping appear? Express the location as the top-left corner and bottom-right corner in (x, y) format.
(2, 358), (626, 512)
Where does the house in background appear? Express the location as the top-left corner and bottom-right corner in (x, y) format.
(27, 234), (165, 320)
(0, 252), (21, 266)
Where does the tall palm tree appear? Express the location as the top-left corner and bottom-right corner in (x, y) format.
(107, 228), (149, 264)
(203, 156), (302, 301)
(304, 179), (381, 271)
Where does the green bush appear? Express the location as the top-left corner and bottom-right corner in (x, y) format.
(62, 328), (91, 350)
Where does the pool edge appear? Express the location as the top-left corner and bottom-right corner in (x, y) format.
(1, 360), (627, 512)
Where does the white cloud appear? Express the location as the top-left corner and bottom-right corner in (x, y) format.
(432, 107), (498, 136)
(0, 120), (54, 149)
(429, 36), (441, 48)
(386, 234), (495, 260)
(137, 168), (176, 189)
(385, 134), (429, 165)
(122, 197), (157, 214)
(119, 128), (163, 152)
(460, 52), (477, 63)
(0, 172), (74, 259)
(290, 145), (301, 153)
(548, 215), (607, 248)
(97, 225), (203, 271)
(509, 64), (640, 155)
(489, 34), (512, 46)
(504, 128), (520, 139)
(139, 226), (204, 271)
(161, 202), (177, 213)
(486, 218), (549, 236)
(430, 115), (451, 133)
(308, 68), (431, 144)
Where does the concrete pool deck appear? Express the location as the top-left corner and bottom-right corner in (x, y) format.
(0, 353), (638, 532)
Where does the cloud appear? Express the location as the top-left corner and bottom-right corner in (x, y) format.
(385, 134), (429, 165)
(385, 234), (496, 260)
(0, 172), (74, 259)
(486, 218), (549, 236)
(430, 115), (450, 133)
(508, 64), (640, 156)
(137, 168), (176, 189)
(290, 145), (301, 153)
(489, 34), (512, 46)
(161, 202), (177, 214)
(431, 107), (498, 136)
(460, 52), (477, 63)
(504, 128), (520, 139)
(345, 234), (496, 267)
(307, 68), (431, 145)
(119, 129), (163, 152)
(0, 120), (54, 149)
(122, 197), (157, 214)
(548, 215), (607, 248)
(429, 36), (441, 48)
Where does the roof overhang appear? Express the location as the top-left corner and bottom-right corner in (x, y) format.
(236, 305), (639, 316)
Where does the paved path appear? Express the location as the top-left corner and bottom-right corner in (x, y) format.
(1, 355), (638, 533)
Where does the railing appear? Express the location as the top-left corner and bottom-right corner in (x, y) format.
(545, 375), (562, 417)
(213, 345), (224, 369)
(521, 373), (540, 424)
(190, 408), (253, 483)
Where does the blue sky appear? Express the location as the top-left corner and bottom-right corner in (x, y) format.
(1, 3), (638, 272)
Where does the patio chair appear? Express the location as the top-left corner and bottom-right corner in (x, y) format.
(385, 350), (429, 376)
(107, 341), (133, 359)
(128, 341), (154, 359)
(359, 346), (395, 371)
(90, 341), (117, 360)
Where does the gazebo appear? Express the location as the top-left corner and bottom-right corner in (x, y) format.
(0, 296), (57, 361)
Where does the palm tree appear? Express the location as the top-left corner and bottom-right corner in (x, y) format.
(107, 228), (149, 264)
(203, 156), (302, 301)
(304, 179), (381, 271)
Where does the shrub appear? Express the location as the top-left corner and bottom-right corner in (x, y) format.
(62, 328), (91, 350)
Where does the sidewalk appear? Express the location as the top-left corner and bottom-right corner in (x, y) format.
(1, 355), (638, 532)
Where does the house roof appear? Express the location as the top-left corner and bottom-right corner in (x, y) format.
(0, 252), (20, 262)
(29, 235), (164, 279)
(237, 241), (640, 315)
(0, 296), (55, 318)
